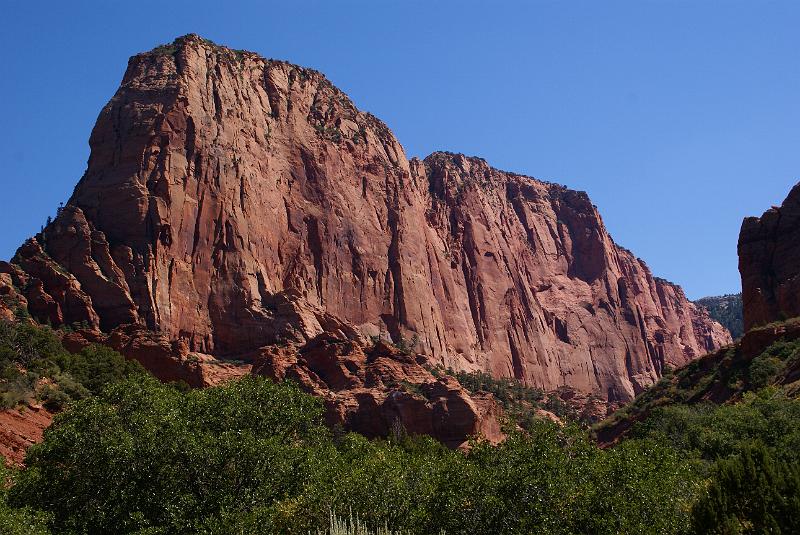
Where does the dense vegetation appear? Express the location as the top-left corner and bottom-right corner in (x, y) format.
(595, 319), (800, 439)
(443, 368), (587, 424)
(3, 374), (697, 535)
(2, 319), (800, 534)
(624, 389), (800, 533)
(0, 321), (143, 410)
(595, 321), (800, 534)
(695, 293), (744, 339)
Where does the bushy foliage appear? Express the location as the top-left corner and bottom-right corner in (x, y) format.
(4, 375), (699, 535)
(629, 389), (800, 462)
(447, 368), (590, 426)
(5, 321), (800, 534)
(447, 369), (544, 408)
(596, 330), (800, 437)
(11, 375), (327, 534)
(691, 442), (800, 534)
(0, 320), (142, 410)
(594, 325), (800, 533)
(0, 463), (50, 535)
(627, 388), (800, 532)
(747, 337), (800, 389)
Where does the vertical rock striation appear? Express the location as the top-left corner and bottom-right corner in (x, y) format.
(2, 35), (730, 403)
(740, 182), (800, 331)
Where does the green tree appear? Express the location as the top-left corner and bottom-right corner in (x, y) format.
(691, 442), (800, 534)
(11, 375), (329, 534)
(0, 320), (143, 409)
(0, 463), (50, 535)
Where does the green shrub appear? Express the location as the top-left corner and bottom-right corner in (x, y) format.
(37, 385), (71, 412)
(445, 368), (553, 428)
(7, 376), (699, 535)
(8, 323), (800, 534)
(748, 355), (782, 388)
(0, 320), (143, 411)
(629, 389), (800, 463)
(11, 375), (329, 534)
(0, 380), (29, 409)
(691, 442), (800, 534)
(0, 463), (50, 535)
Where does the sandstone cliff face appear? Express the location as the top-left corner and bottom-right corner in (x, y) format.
(739, 182), (800, 331)
(2, 35), (729, 403)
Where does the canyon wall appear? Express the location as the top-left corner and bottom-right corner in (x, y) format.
(740, 182), (800, 331)
(1, 35), (730, 402)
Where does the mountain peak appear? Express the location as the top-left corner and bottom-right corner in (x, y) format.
(2, 37), (730, 410)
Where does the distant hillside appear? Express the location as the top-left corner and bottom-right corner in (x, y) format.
(595, 317), (800, 446)
(694, 293), (743, 339)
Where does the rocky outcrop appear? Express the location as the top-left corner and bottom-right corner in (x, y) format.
(61, 325), (251, 388)
(0, 271), (28, 322)
(416, 154), (729, 400)
(253, 335), (503, 448)
(59, 320), (503, 447)
(0, 404), (53, 465)
(2, 34), (729, 404)
(739, 182), (800, 331)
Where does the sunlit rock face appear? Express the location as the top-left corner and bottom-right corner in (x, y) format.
(2, 35), (729, 403)
(740, 182), (800, 331)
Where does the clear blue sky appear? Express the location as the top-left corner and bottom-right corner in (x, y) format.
(1, 1), (798, 299)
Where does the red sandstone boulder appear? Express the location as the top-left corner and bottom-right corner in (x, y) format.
(252, 333), (505, 448)
(62, 325), (250, 388)
(0, 404), (53, 466)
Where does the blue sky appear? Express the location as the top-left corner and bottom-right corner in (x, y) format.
(1, 1), (797, 299)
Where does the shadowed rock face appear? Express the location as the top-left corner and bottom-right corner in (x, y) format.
(740, 183), (800, 331)
(1, 35), (729, 403)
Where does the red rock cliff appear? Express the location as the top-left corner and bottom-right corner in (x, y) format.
(739, 182), (800, 331)
(3, 35), (729, 402)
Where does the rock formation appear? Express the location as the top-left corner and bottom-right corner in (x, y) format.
(598, 184), (800, 446)
(55, 299), (503, 448)
(740, 182), (800, 331)
(0, 270), (28, 322)
(0, 404), (53, 466)
(253, 335), (503, 448)
(1, 34), (729, 406)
